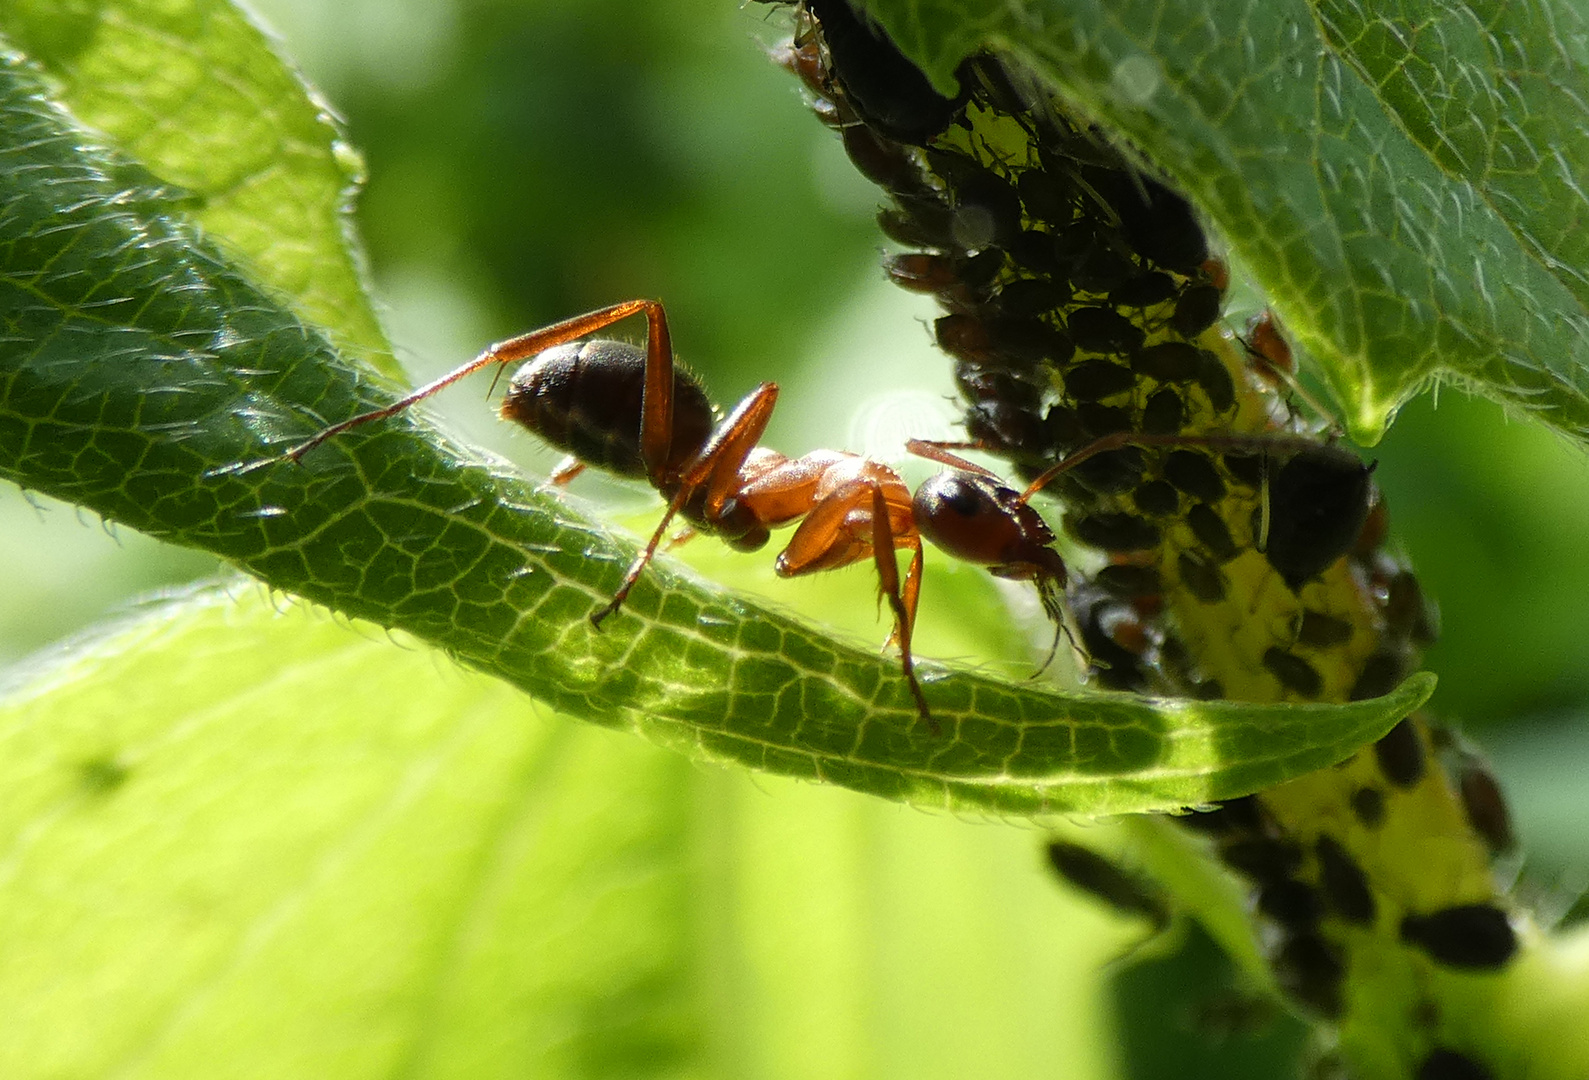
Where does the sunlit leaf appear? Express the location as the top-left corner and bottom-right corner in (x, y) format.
(0, 583), (1135, 1080)
(0, 0), (393, 374)
(861, 0), (1589, 445)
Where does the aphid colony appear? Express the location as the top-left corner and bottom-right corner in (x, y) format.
(286, 0), (1422, 727)
(779, 0), (1522, 1072)
(768, 0), (1423, 710)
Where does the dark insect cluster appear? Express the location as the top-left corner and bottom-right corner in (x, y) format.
(1045, 840), (1171, 930)
(771, 0), (1423, 705)
(776, 0), (1523, 1051)
(1176, 795), (1350, 1018)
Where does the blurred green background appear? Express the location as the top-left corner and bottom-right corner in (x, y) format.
(4, 0), (1589, 1074)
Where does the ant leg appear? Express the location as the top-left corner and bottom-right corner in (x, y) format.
(590, 384), (781, 630)
(285, 299), (663, 462)
(888, 534), (923, 651)
(870, 485), (934, 732)
(589, 484), (694, 629)
(768, 472), (927, 725)
(692, 384), (781, 517)
(635, 300), (680, 489)
(549, 455), (586, 486)
(774, 478), (873, 576)
(1017, 432), (1139, 502)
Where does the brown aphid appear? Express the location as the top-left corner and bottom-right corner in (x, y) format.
(1200, 256), (1231, 292)
(885, 252), (964, 294)
(1351, 492), (1389, 556)
(1243, 309), (1294, 380)
(1456, 756), (1516, 855)
(1045, 840), (1170, 928)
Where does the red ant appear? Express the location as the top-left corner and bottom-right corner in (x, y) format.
(284, 299), (1071, 731)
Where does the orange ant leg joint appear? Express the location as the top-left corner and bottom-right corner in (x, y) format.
(588, 382), (781, 629)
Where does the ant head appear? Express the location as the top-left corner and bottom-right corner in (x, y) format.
(912, 471), (1066, 585)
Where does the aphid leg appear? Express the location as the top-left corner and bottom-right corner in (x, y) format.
(285, 298), (663, 462)
(589, 383), (779, 630)
(870, 484), (934, 731)
(1255, 454), (1273, 553)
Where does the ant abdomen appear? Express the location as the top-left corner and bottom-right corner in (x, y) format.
(501, 339), (716, 481)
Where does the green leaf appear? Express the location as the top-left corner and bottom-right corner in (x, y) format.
(0, 46), (1433, 816)
(0, 0), (394, 376)
(860, 0), (1589, 446)
(0, 582), (1137, 1079)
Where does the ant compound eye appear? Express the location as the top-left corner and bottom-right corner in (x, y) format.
(940, 475), (985, 517)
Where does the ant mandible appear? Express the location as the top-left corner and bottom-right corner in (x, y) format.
(284, 299), (1071, 732)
